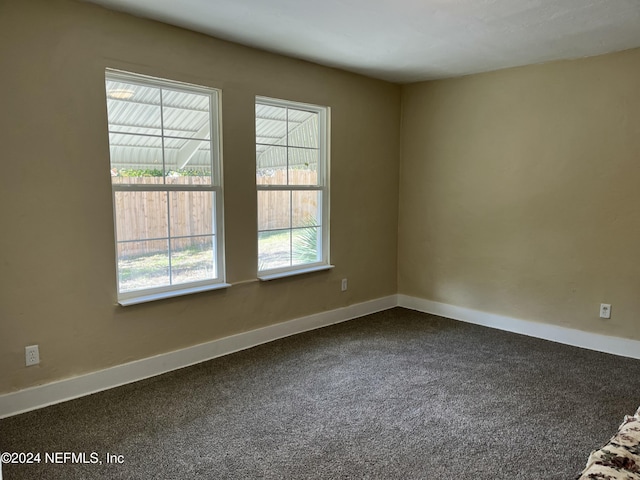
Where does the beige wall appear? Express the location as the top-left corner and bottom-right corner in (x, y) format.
(399, 48), (640, 340)
(3, 0), (639, 397)
(0, 0), (400, 394)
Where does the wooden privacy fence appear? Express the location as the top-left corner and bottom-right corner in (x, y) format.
(113, 170), (318, 257)
(113, 177), (214, 257)
(257, 169), (320, 230)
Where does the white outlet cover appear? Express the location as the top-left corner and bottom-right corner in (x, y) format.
(25, 345), (40, 366)
(600, 304), (612, 319)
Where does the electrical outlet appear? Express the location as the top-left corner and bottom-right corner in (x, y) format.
(25, 345), (39, 366)
(341, 278), (348, 292)
(600, 304), (611, 319)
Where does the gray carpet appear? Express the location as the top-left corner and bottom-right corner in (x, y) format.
(2, 307), (640, 479)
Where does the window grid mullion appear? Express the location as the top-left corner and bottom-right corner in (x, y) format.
(160, 88), (174, 286)
(289, 190), (293, 266)
(258, 225), (320, 234)
(209, 94), (217, 186)
(256, 185), (323, 191)
(117, 233), (214, 245)
(112, 185), (218, 192)
(256, 143), (318, 152)
(108, 131), (211, 143)
(167, 192), (174, 285)
(286, 107), (290, 186)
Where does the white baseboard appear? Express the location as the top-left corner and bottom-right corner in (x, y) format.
(6, 294), (636, 419)
(0, 295), (397, 419)
(398, 294), (640, 360)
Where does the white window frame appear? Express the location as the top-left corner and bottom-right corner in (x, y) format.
(106, 69), (228, 305)
(256, 96), (332, 280)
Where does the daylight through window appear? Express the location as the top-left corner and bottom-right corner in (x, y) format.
(256, 97), (330, 277)
(105, 70), (225, 304)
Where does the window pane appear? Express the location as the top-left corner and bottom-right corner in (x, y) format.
(258, 230), (291, 271)
(288, 148), (318, 185)
(162, 90), (210, 140)
(256, 146), (287, 185)
(164, 138), (212, 184)
(114, 191), (168, 242)
(258, 190), (290, 231)
(255, 98), (327, 275)
(162, 90), (210, 111)
(288, 109), (318, 148)
(109, 134), (164, 183)
(292, 191), (321, 228)
(170, 236), (216, 285)
(117, 239), (169, 292)
(106, 81), (162, 136)
(256, 104), (286, 145)
(107, 72), (224, 298)
(169, 191), (214, 237)
(292, 227), (321, 266)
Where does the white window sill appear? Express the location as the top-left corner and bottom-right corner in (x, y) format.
(118, 282), (231, 306)
(258, 264), (335, 281)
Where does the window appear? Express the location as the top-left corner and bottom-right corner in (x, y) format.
(256, 97), (331, 279)
(105, 70), (226, 305)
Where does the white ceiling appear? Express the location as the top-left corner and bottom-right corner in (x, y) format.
(87, 0), (640, 83)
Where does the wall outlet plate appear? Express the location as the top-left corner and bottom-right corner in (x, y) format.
(25, 345), (40, 366)
(600, 304), (611, 319)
